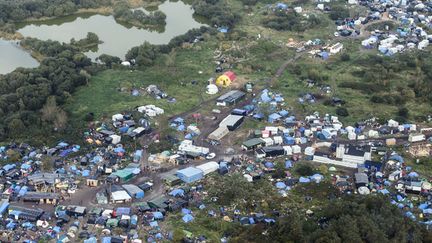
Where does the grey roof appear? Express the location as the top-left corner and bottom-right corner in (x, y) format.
(217, 90), (245, 103)
(355, 173), (369, 184)
(122, 184), (144, 195)
(22, 192), (60, 200)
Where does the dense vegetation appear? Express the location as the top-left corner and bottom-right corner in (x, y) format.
(0, 37), (94, 141)
(113, 2), (166, 28)
(229, 195), (432, 242)
(193, 0), (241, 28)
(262, 10), (322, 32)
(125, 26), (213, 66)
(0, 0), (110, 23)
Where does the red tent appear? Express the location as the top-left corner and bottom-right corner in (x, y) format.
(224, 71), (236, 81)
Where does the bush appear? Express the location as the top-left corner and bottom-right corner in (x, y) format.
(295, 164), (315, 176)
(398, 107), (409, 118)
(340, 53), (350, 62)
(336, 107), (349, 117)
(329, 6), (350, 20)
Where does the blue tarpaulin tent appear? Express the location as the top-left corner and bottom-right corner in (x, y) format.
(84, 237), (97, 243)
(299, 177), (311, 183)
(268, 113), (282, 123)
(181, 208), (191, 215)
(275, 182), (286, 189)
(285, 160), (293, 168)
(153, 212), (164, 220)
(264, 162), (274, 168)
(149, 221), (159, 228)
(102, 237), (111, 243)
(182, 214), (194, 223)
(169, 188), (185, 197)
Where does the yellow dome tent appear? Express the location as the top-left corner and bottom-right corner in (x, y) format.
(216, 71), (236, 87)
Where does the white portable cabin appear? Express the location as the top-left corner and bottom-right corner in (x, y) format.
(292, 145), (301, 154)
(273, 136), (283, 145)
(262, 138), (274, 146)
(196, 162), (219, 175)
(110, 135), (121, 145)
(283, 146), (293, 155)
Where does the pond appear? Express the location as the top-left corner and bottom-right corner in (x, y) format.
(0, 39), (39, 75)
(17, 1), (204, 60)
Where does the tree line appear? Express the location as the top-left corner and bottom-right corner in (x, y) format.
(0, 0), (111, 23)
(113, 2), (166, 28)
(0, 37), (94, 141)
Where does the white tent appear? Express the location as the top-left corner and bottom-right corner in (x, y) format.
(112, 114), (124, 121)
(196, 162), (219, 175)
(110, 135), (121, 145)
(206, 84), (219, 95)
(208, 126), (229, 141)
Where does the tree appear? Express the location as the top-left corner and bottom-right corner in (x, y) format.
(295, 164), (315, 176)
(398, 107), (409, 118)
(340, 53), (350, 62)
(41, 96), (68, 131)
(329, 6), (350, 20)
(7, 118), (25, 137)
(98, 54), (121, 68)
(336, 107), (349, 117)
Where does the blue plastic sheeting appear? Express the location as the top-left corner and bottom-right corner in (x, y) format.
(18, 186), (28, 196)
(218, 27), (228, 33)
(268, 113), (282, 123)
(379, 189), (390, 194)
(3, 164), (16, 171)
(84, 237), (97, 243)
(22, 222), (33, 228)
(114, 147), (125, 153)
(264, 218), (276, 224)
(397, 195), (404, 201)
(181, 208), (191, 215)
(169, 188), (185, 197)
(92, 155), (103, 163)
(299, 177), (311, 183)
(408, 172), (419, 177)
(149, 221), (159, 228)
(173, 117), (184, 123)
(21, 164), (31, 170)
(199, 204), (206, 210)
(284, 136), (295, 145)
(275, 182), (286, 189)
(53, 226), (61, 233)
(419, 203), (429, 210)
(82, 170), (90, 177)
(260, 90), (272, 103)
(152, 212), (164, 220)
(119, 127), (129, 134)
(102, 237), (112, 243)
(276, 3), (288, 9)
(182, 214), (194, 223)
(58, 142), (69, 147)
(264, 162), (274, 168)
(310, 174), (324, 183)
(185, 134), (193, 140)
(423, 209), (432, 214)
(6, 222), (16, 229)
(0, 201), (9, 214)
(116, 207), (131, 216)
(389, 154), (404, 163)
(285, 160), (293, 168)
(59, 149), (73, 157)
(155, 233), (163, 239)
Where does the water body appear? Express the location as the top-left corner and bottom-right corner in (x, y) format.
(0, 39), (39, 74)
(17, 1), (204, 59)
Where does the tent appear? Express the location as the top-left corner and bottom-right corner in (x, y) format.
(299, 177), (311, 183)
(182, 214), (194, 223)
(275, 182), (286, 189)
(181, 208), (191, 215)
(176, 167), (203, 183)
(285, 160), (293, 168)
(169, 189), (185, 197)
(216, 71), (236, 87)
(206, 84), (219, 95)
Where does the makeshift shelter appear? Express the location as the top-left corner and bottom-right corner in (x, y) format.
(176, 167), (203, 183)
(208, 126), (229, 141)
(216, 71), (236, 87)
(206, 84), (219, 95)
(196, 162), (219, 175)
(122, 184), (145, 199)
